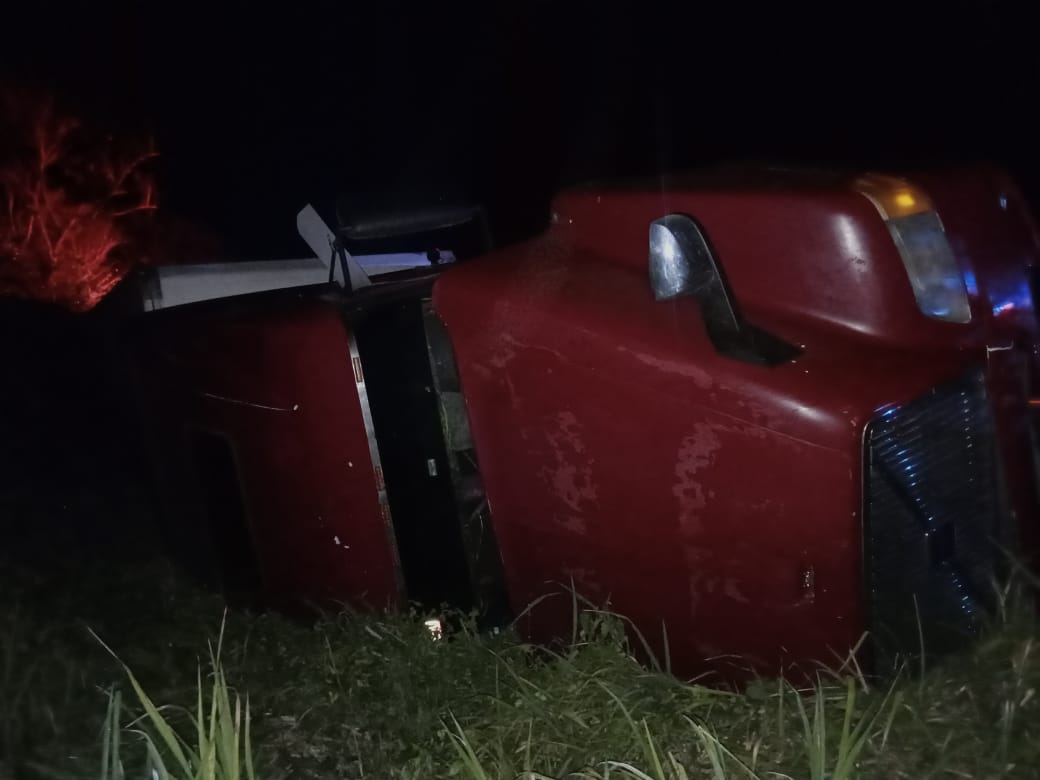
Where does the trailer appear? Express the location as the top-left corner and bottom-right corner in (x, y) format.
(124, 165), (1040, 678)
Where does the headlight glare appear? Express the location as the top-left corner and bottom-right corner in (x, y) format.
(886, 212), (971, 323)
(856, 174), (971, 324)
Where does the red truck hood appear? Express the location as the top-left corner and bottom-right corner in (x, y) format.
(550, 165), (1039, 355)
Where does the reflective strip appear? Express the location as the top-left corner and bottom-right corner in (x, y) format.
(347, 331), (405, 601)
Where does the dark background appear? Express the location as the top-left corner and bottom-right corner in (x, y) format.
(2, 0), (1039, 553)
(5, 1), (1040, 255)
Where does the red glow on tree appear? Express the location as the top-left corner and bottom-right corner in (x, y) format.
(0, 88), (157, 312)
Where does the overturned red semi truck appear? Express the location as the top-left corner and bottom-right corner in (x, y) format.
(122, 165), (1040, 678)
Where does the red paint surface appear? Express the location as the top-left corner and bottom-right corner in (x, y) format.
(433, 166), (1040, 678)
(919, 167), (1040, 563)
(131, 165), (1039, 678)
(134, 299), (402, 610)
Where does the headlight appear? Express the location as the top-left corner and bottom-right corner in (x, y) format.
(856, 174), (971, 324)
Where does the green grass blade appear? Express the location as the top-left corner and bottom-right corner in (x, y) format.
(100, 688), (114, 780)
(243, 696), (255, 780)
(90, 628), (196, 776)
(445, 712), (490, 780)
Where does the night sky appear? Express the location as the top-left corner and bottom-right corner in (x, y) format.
(3, 1), (1040, 550)
(5, 1), (1040, 258)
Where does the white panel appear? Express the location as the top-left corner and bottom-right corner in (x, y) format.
(139, 203), (457, 311)
(144, 258), (330, 310)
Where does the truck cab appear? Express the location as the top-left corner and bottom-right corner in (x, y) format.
(126, 165), (1040, 678)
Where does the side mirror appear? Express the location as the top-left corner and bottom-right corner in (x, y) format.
(649, 214), (800, 366)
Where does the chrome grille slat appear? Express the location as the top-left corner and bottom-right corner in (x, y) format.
(865, 369), (1008, 668)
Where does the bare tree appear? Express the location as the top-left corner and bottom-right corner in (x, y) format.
(0, 87), (157, 312)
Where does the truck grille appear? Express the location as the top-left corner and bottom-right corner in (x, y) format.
(865, 369), (1009, 669)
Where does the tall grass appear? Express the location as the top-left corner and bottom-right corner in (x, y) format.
(93, 616), (254, 780)
(3, 556), (1038, 779)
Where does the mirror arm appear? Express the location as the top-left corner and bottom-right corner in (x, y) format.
(649, 214), (801, 366)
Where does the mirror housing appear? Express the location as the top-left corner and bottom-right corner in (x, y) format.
(649, 214), (800, 366)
